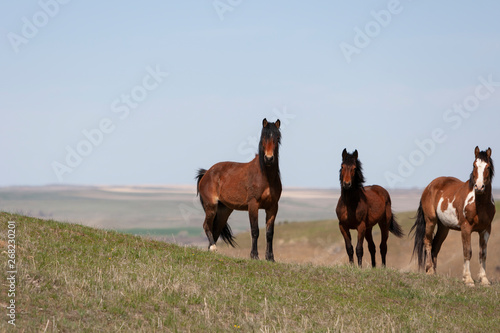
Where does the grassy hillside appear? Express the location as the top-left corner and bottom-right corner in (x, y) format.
(1, 212), (499, 332)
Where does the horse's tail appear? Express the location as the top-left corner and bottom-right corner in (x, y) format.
(195, 168), (207, 208)
(389, 212), (404, 238)
(386, 193), (403, 238)
(220, 220), (236, 248)
(410, 201), (426, 270)
(216, 202), (237, 248)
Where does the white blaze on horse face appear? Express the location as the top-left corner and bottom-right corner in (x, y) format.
(437, 197), (460, 228)
(475, 159), (487, 189)
(463, 191), (475, 219)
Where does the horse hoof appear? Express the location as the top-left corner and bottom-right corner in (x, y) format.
(479, 278), (491, 286)
(209, 245), (218, 252)
(250, 253), (259, 260)
(463, 277), (475, 287)
(266, 256), (275, 262)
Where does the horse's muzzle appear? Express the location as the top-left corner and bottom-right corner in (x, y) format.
(474, 183), (486, 193)
(264, 155), (274, 165)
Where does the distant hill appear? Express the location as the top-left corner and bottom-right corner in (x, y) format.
(1, 185), (499, 247)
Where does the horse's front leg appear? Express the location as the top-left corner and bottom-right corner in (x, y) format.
(478, 227), (491, 286)
(365, 227), (376, 268)
(248, 200), (260, 260)
(461, 224), (474, 286)
(356, 223), (366, 268)
(339, 223), (354, 264)
(265, 204), (278, 262)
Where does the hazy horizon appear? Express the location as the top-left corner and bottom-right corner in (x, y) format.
(0, 183), (481, 191)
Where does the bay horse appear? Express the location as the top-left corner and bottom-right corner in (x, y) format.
(196, 118), (282, 261)
(410, 146), (495, 286)
(336, 149), (404, 267)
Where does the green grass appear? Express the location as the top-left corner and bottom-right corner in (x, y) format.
(1, 212), (499, 332)
(118, 227), (203, 238)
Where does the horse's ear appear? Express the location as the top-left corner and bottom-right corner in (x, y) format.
(275, 119), (280, 129)
(353, 150), (358, 160)
(475, 146), (480, 158)
(342, 149), (348, 160)
(487, 147), (492, 158)
(263, 118), (268, 128)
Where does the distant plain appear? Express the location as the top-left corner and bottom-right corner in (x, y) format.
(0, 185), (427, 244)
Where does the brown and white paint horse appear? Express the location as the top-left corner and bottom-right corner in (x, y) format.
(196, 119), (282, 261)
(336, 149), (404, 267)
(410, 146), (495, 286)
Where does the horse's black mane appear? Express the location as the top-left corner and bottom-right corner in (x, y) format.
(469, 149), (495, 189)
(340, 151), (365, 189)
(258, 120), (281, 174)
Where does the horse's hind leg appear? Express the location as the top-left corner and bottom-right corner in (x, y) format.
(378, 221), (389, 267)
(199, 175), (220, 252)
(202, 204), (218, 251)
(365, 228), (376, 267)
(355, 223), (366, 267)
(431, 222), (449, 272)
(478, 226), (491, 286)
(423, 214), (437, 274)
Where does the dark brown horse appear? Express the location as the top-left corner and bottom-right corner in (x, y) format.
(410, 146), (495, 286)
(196, 118), (282, 261)
(336, 149), (404, 267)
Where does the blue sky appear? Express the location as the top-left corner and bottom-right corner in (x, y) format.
(1, 1), (500, 189)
